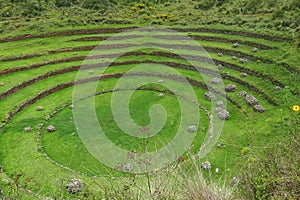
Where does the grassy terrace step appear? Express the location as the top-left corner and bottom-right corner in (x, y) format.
(0, 26), (293, 43)
(0, 53), (285, 107)
(0, 68), (247, 122)
(1, 50), (296, 97)
(0, 30), (288, 61)
(0, 44), (296, 86)
(1, 39), (296, 77)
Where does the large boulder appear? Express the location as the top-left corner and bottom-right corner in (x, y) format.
(217, 109), (230, 120)
(46, 125), (56, 132)
(225, 84), (237, 92)
(204, 92), (216, 101)
(37, 106), (44, 111)
(252, 47), (258, 52)
(211, 78), (222, 84)
(201, 161), (211, 170)
(240, 73), (247, 78)
(188, 125), (197, 133)
(24, 127), (32, 132)
(245, 95), (258, 106)
(253, 105), (265, 113)
(232, 43), (239, 48)
(66, 179), (83, 194)
(239, 58), (248, 64)
(123, 163), (134, 172)
(238, 91), (248, 97)
(216, 101), (224, 108)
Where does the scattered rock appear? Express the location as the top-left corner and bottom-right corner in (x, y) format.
(217, 109), (230, 120)
(217, 53), (223, 57)
(211, 78), (222, 84)
(46, 115), (51, 120)
(232, 56), (237, 60)
(158, 93), (164, 98)
(238, 91), (248, 97)
(46, 125), (56, 132)
(66, 178), (83, 194)
(217, 64), (223, 70)
(252, 47), (258, 52)
(88, 70), (94, 74)
(225, 84), (237, 92)
(245, 95), (258, 106)
(240, 73), (247, 78)
(253, 105), (265, 113)
(157, 80), (164, 83)
(37, 106), (44, 111)
(239, 58), (248, 64)
(204, 92), (216, 101)
(201, 161), (211, 170)
(123, 163), (134, 172)
(24, 127), (32, 132)
(231, 177), (238, 184)
(0, 82), (5, 86)
(216, 101), (224, 108)
(188, 125), (197, 133)
(274, 86), (281, 90)
(217, 143), (226, 148)
(232, 43), (239, 48)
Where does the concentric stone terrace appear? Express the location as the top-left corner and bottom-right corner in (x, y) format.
(0, 26), (298, 197)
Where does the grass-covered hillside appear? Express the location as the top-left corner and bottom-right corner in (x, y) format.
(0, 0), (299, 199)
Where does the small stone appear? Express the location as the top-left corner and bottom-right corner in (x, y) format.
(216, 101), (224, 108)
(217, 64), (223, 70)
(88, 70), (94, 74)
(217, 53), (223, 57)
(182, 39), (186, 43)
(225, 84), (237, 92)
(123, 163), (133, 172)
(252, 47), (258, 52)
(231, 177), (238, 184)
(69, 104), (75, 109)
(24, 127), (32, 132)
(188, 125), (197, 133)
(46, 125), (56, 132)
(238, 91), (248, 97)
(217, 109), (230, 120)
(204, 92), (216, 101)
(232, 43), (239, 48)
(253, 105), (265, 113)
(215, 168), (219, 173)
(0, 82), (5, 86)
(239, 58), (248, 64)
(240, 73), (247, 78)
(232, 56), (237, 60)
(37, 106), (44, 111)
(245, 95), (258, 106)
(201, 161), (211, 170)
(211, 78), (222, 84)
(66, 178), (83, 194)
(158, 80), (164, 83)
(274, 86), (281, 90)
(158, 93), (164, 98)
